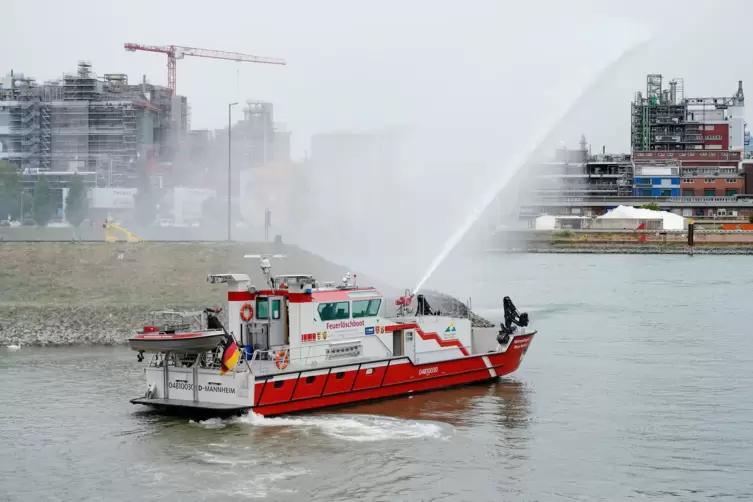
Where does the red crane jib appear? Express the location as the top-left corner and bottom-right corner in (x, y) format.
(123, 42), (286, 94)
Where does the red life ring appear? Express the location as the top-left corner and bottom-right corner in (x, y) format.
(240, 303), (254, 322)
(274, 350), (289, 370)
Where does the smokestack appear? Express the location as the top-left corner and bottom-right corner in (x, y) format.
(602, 145), (605, 154)
(738, 80), (744, 105)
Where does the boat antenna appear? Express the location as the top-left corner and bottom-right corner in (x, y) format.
(244, 253), (286, 288)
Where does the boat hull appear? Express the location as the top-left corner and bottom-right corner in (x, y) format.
(250, 332), (535, 416)
(128, 331), (225, 353)
(129, 397), (251, 420)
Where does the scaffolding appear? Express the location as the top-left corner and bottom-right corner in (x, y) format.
(631, 74), (742, 153)
(9, 100), (41, 169)
(531, 137), (634, 199)
(239, 100), (275, 167)
(40, 104), (51, 170)
(1, 61), (179, 187)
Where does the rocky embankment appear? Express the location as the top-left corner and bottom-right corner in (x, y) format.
(0, 242), (491, 347)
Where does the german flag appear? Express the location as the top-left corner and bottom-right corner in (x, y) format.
(219, 332), (240, 375)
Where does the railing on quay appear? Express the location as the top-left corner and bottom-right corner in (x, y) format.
(526, 195), (753, 207)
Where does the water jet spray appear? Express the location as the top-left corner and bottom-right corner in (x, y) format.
(412, 33), (654, 295)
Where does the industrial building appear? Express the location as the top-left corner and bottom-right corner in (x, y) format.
(530, 135), (633, 200)
(519, 74), (753, 222)
(633, 150), (745, 197)
(233, 101), (290, 167)
(177, 100), (291, 199)
(631, 75), (746, 153)
(630, 74), (747, 198)
(0, 61), (187, 188)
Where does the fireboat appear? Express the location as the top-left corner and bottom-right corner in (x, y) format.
(128, 254), (536, 417)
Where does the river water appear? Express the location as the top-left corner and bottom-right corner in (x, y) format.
(1, 254), (752, 501)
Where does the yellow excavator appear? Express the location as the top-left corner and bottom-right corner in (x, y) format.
(103, 218), (141, 243)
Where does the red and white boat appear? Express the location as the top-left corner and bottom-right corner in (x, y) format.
(129, 254), (536, 417)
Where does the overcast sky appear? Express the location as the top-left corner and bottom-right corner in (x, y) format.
(4, 0), (751, 161)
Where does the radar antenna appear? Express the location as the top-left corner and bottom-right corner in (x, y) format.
(244, 253), (286, 288)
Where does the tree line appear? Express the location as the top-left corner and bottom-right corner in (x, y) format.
(0, 160), (89, 227)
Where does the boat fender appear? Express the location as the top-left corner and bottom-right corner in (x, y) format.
(274, 350), (290, 370)
(240, 303), (254, 322)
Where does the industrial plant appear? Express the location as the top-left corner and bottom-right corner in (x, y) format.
(3, 57), (753, 235)
(0, 53), (290, 229)
(521, 73), (753, 223)
(0, 62), (185, 184)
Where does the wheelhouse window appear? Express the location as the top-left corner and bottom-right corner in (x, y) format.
(351, 299), (382, 318)
(256, 297), (269, 319)
(318, 301), (350, 321)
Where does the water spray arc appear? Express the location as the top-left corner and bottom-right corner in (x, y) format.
(412, 34), (654, 295)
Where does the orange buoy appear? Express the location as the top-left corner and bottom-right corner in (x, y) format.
(274, 350), (289, 370)
(240, 303), (254, 322)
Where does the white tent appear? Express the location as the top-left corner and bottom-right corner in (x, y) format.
(534, 214), (556, 230)
(597, 205), (686, 230)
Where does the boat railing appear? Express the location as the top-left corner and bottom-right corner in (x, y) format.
(248, 344), (319, 375)
(148, 347), (250, 373)
(142, 310), (206, 333)
(246, 337), (389, 374)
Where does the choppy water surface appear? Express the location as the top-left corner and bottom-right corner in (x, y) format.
(2, 254), (752, 501)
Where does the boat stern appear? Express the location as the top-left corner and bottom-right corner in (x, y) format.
(130, 353), (255, 417)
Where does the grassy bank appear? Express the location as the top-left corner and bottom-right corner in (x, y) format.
(0, 242), (393, 345)
(0, 242), (492, 345)
(0, 241), (392, 307)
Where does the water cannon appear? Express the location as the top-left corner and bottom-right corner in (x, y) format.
(395, 294), (414, 307)
(244, 253), (286, 288)
(395, 289), (415, 316)
(498, 295), (530, 343)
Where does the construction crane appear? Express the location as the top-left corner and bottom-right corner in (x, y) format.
(124, 43), (286, 95)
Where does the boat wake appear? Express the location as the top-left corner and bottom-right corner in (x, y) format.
(192, 412), (450, 442)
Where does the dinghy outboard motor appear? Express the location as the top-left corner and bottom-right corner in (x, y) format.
(204, 307), (224, 330)
(497, 296), (529, 345)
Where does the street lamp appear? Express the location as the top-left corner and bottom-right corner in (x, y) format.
(228, 102), (238, 241)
